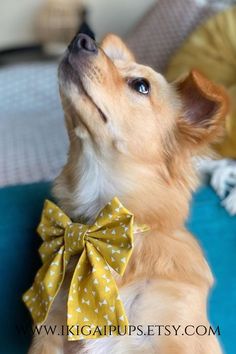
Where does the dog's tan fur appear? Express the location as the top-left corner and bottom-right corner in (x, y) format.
(28, 34), (228, 354)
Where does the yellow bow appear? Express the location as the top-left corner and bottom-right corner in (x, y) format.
(23, 197), (149, 340)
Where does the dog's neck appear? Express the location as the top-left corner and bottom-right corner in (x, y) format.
(53, 139), (129, 224)
(53, 137), (193, 232)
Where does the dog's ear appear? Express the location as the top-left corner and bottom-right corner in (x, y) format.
(176, 70), (229, 148)
(101, 33), (134, 62)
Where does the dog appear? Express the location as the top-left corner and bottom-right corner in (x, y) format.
(28, 33), (228, 354)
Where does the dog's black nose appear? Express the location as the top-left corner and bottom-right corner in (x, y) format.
(77, 33), (97, 52)
(70, 33), (97, 54)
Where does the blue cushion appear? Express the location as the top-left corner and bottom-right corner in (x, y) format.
(0, 183), (235, 354)
(187, 187), (236, 354)
(0, 183), (51, 354)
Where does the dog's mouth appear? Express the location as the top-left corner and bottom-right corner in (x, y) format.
(59, 55), (108, 124)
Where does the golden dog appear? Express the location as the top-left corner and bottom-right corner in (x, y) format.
(29, 33), (228, 354)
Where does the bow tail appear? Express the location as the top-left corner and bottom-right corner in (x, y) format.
(23, 246), (67, 324)
(67, 243), (129, 340)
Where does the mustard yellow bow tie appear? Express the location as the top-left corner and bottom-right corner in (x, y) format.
(23, 197), (149, 340)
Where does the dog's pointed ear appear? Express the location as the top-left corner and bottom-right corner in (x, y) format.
(101, 33), (134, 61)
(176, 70), (229, 148)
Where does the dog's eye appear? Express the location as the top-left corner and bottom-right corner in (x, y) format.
(129, 78), (150, 95)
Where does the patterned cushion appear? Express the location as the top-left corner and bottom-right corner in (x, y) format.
(166, 6), (236, 158)
(126, 0), (223, 72)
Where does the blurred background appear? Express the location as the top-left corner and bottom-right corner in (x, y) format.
(0, 1), (236, 354)
(0, 0), (155, 50)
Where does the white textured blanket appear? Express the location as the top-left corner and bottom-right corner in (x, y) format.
(198, 158), (236, 215)
(0, 62), (68, 187)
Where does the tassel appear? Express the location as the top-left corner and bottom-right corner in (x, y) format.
(198, 158), (236, 215)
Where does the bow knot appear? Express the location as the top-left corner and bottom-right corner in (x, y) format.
(65, 223), (88, 256)
(23, 197), (150, 340)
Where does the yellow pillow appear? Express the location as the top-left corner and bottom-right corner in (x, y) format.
(166, 6), (236, 158)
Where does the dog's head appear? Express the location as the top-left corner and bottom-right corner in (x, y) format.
(56, 33), (228, 228)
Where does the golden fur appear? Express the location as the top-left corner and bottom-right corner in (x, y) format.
(28, 34), (228, 354)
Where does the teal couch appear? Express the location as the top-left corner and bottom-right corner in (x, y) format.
(0, 183), (235, 354)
